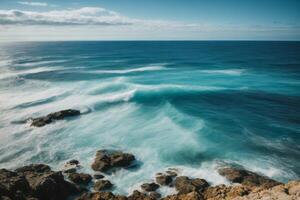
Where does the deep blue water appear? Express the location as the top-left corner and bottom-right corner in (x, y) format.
(0, 41), (299, 194)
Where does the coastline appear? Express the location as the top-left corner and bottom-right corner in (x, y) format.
(1, 149), (299, 200)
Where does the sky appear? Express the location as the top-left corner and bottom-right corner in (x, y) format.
(0, 0), (299, 41)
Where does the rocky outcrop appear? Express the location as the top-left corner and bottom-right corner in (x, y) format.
(156, 174), (173, 186)
(128, 190), (155, 200)
(0, 164), (79, 200)
(175, 176), (209, 194)
(94, 180), (113, 191)
(218, 168), (280, 189)
(68, 173), (92, 185)
(91, 150), (135, 172)
(203, 184), (250, 200)
(232, 180), (300, 200)
(29, 109), (80, 127)
(162, 191), (204, 200)
(77, 191), (127, 200)
(141, 183), (160, 192)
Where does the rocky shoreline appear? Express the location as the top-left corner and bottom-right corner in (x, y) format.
(1, 110), (299, 199)
(1, 149), (299, 200)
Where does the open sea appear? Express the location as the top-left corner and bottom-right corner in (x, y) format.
(0, 41), (299, 195)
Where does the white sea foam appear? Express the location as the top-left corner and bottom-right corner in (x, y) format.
(200, 69), (246, 75)
(91, 65), (168, 74)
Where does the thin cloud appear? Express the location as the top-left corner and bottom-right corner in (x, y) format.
(0, 7), (135, 25)
(18, 1), (48, 7)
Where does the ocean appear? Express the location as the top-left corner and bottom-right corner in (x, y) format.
(0, 41), (299, 195)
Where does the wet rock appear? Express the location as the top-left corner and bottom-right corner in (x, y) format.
(94, 174), (105, 179)
(174, 176), (209, 194)
(1, 164), (79, 200)
(63, 160), (80, 174)
(94, 180), (113, 191)
(15, 164), (51, 173)
(67, 159), (80, 165)
(218, 168), (280, 188)
(128, 190), (155, 200)
(68, 173), (92, 185)
(149, 192), (161, 199)
(0, 169), (31, 198)
(141, 182), (159, 192)
(91, 150), (135, 172)
(156, 174), (173, 186)
(30, 109), (80, 127)
(166, 171), (177, 178)
(77, 192), (127, 200)
(162, 191), (203, 200)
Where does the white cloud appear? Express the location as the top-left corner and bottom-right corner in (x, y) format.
(0, 7), (139, 25)
(18, 1), (48, 7)
(0, 6), (298, 41)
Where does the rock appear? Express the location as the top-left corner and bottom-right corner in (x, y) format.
(232, 180), (300, 200)
(94, 174), (105, 179)
(141, 182), (160, 192)
(162, 191), (203, 200)
(30, 109), (80, 127)
(1, 164), (79, 200)
(67, 159), (80, 165)
(149, 192), (161, 199)
(63, 160), (80, 174)
(218, 168), (280, 189)
(203, 184), (250, 200)
(128, 190), (155, 200)
(76, 192), (127, 200)
(94, 180), (113, 191)
(174, 176), (209, 194)
(15, 164), (51, 173)
(166, 171), (178, 177)
(91, 150), (135, 172)
(68, 173), (92, 185)
(156, 174), (173, 186)
(0, 168), (31, 198)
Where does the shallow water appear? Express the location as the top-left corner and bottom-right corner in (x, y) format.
(0, 41), (299, 195)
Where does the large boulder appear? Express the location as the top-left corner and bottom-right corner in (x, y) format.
(68, 173), (92, 185)
(94, 180), (113, 191)
(174, 176), (209, 194)
(0, 169), (31, 198)
(0, 164), (79, 200)
(218, 168), (280, 189)
(91, 150), (135, 172)
(30, 109), (80, 127)
(141, 182), (159, 192)
(156, 174), (173, 186)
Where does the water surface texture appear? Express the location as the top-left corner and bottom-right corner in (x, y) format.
(0, 41), (299, 194)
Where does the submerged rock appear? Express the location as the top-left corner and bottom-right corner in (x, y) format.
(94, 180), (113, 191)
(174, 176), (209, 194)
(218, 167), (280, 189)
(91, 150), (135, 172)
(29, 109), (80, 127)
(0, 164), (79, 200)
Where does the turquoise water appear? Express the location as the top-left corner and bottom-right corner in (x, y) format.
(0, 41), (299, 194)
